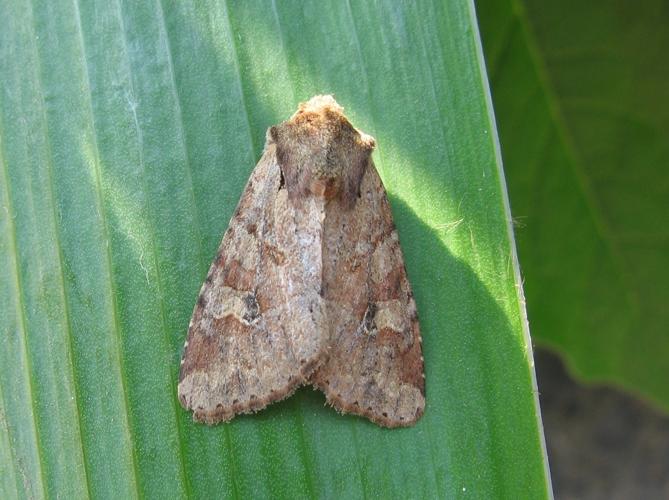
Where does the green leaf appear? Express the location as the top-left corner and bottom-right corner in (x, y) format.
(478, 0), (669, 408)
(0, 0), (550, 498)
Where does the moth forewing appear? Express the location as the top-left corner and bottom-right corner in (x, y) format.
(178, 95), (424, 427)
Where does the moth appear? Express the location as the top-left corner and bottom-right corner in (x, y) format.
(178, 95), (425, 427)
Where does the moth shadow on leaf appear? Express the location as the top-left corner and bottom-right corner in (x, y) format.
(196, 193), (533, 436)
(382, 194), (536, 439)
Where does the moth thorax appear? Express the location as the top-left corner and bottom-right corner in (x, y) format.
(308, 173), (342, 200)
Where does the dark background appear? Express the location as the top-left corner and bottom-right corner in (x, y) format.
(476, 0), (669, 497)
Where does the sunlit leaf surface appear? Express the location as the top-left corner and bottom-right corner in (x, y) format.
(0, 0), (550, 497)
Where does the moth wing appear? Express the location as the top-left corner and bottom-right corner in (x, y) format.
(178, 144), (328, 424)
(312, 160), (425, 427)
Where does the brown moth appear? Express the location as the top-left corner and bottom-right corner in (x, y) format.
(178, 95), (425, 427)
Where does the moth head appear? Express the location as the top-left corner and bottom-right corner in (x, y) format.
(269, 95), (375, 206)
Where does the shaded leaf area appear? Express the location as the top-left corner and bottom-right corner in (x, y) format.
(0, 0), (550, 498)
(478, 0), (669, 407)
